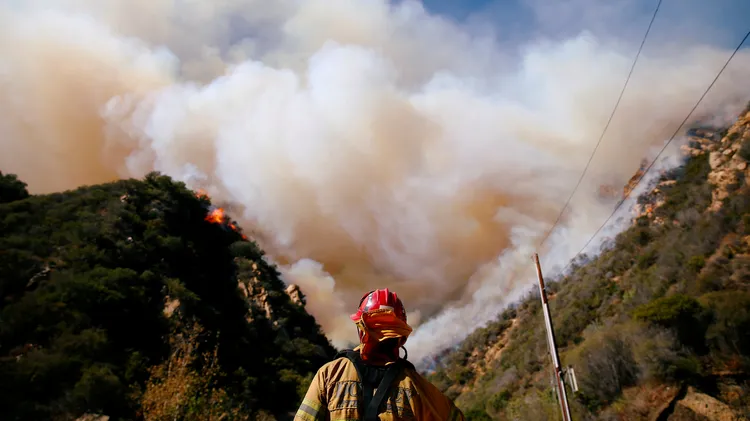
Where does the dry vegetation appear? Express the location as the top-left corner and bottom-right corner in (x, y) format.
(428, 110), (750, 420)
(140, 323), (247, 421)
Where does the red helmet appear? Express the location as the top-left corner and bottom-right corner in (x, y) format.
(350, 288), (407, 323)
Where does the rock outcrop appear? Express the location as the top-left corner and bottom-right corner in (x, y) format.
(706, 112), (750, 212)
(670, 387), (747, 421)
(629, 115), (750, 222)
(286, 284), (305, 306)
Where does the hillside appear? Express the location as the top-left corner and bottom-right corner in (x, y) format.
(428, 108), (750, 420)
(4, 116), (750, 421)
(0, 172), (336, 421)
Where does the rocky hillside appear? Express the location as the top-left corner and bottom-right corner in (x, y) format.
(428, 107), (750, 420)
(0, 172), (336, 421)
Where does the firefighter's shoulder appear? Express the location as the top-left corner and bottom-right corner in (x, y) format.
(399, 365), (465, 420)
(314, 352), (360, 382)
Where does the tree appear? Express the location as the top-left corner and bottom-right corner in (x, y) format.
(0, 171), (29, 203)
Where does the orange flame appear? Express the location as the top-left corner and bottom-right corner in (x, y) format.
(196, 189), (248, 240)
(205, 206), (248, 240)
(206, 207), (226, 224)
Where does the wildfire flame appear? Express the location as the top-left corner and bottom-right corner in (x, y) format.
(196, 190), (248, 240)
(206, 207), (226, 224)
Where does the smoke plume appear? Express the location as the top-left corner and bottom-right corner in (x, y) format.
(2, 0), (750, 361)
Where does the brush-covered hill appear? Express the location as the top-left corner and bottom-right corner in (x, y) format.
(428, 108), (750, 420)
(0, 171), (336, 421)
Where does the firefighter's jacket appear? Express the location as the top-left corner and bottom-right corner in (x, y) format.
(294, 356), (465, 421)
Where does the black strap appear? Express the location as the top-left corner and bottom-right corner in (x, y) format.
(333, 349), (411, 421)
(364, 363), (402, 421)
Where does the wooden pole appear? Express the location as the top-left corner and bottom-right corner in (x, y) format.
(532, 253), (572, 421)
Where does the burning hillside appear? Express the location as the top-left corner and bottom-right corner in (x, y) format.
(197, 189), (248, 240)
(2, 0), (750, 358)
(0, 172), (336, 420)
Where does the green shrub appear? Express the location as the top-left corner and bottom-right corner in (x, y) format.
(465, 407), (493, 421)
(686, 255), (706, 273)
(0, 172), (29, 204)
(566, 324), (639, 406)
(700, 291), (750, 357)
(505, 389), (561, 421)
(632, 294), (709, 353)
(629, 324), (700, 382)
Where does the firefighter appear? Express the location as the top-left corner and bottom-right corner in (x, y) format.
(294, 288), (465, 421)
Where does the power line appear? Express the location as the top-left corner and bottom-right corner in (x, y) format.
(537, 0), (663, 250)
(558, 28), (750, 276)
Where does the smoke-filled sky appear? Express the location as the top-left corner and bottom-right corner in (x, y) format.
(2, 0), (750, 362)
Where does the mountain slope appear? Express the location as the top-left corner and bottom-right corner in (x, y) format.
(428, 108), (750, 420)
(0, 172), (335, 421)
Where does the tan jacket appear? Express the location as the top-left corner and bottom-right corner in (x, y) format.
(294, 356), (465, 421)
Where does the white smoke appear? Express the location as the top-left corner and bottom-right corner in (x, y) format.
(1, 0), (749, 359)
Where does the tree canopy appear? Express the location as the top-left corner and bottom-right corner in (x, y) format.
(0, 172), (335, 421)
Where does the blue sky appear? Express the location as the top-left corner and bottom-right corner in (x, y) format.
(420, 0), (750, 51)
(422, 0), (521, 21)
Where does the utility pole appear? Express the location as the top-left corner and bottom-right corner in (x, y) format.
(532, 253), (573, 421)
